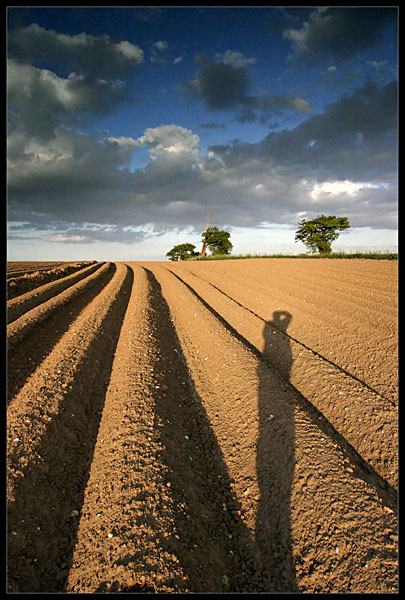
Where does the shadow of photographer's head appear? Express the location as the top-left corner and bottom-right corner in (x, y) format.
(272, 310), (292, 332)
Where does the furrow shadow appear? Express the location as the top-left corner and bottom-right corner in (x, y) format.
(7, 262), (97, 299)
(7, 266), (133, 593)
(168, 270), (397, 511)
(141, 267), (279, 593)
(188, 270), (395, 406)
(7, 262), (104, 325)
(7, 263), (115, 404)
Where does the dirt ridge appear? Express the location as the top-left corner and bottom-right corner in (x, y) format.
(7, 258), (398, 593)
(7, 262), (113, 347)
(7, 261), (104, 325)
(7, 263), (132, 592)
(144, 263), (397, 593)
(7, 263), (117, 406)
(167, 267), (397, 492)
(175, 259), (397, 403)
(7, 261), (97, 298)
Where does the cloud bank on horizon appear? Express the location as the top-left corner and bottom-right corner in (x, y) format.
(7, 7), (398, 258)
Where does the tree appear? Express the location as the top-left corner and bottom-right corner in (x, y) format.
(166, 243), (198, 261)
(295, 215), (350, 254)
(201, 226), (233, 255)
(200, 211), (211, 257)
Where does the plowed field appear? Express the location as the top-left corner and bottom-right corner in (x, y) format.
(7, 258), (398, 593)
(7, 261), (97, 299)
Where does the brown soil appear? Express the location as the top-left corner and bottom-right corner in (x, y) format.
(7, 258), (398, 593)
(7, 261), (97, 300)
(7, 261), (69, 276)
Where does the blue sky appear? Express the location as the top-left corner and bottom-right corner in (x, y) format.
(7, 6), (398, 260)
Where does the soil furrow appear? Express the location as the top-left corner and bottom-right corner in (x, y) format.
(144, 263), (397, 593)
(181, 259), (397, 322)
(7, 261), (104, 324)
(201, 257), (397, 296)
(66, 265), (259, 593)
(7, 257), (398, 594)
(179, 261), (397, 335)
(196, 270), (394, 402)
(7, 261), (97, 299)
(7, 261), (69, 275)
(175, 260), (397, 403)
(7, 262), (132, 593)
(167, 268), (397, 491)
(7, 261), (113, 348)
(7, 263), (67, 278)
(7, 263), (116, 404)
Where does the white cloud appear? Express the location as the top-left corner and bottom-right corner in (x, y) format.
(309, 180), (375, 201)
(153, 40), (168, 51)
(136, 125), (200, 159)
(106, 135), (140, 151)
(322, 65), (337, 77)
(366, 60), (387, 69)
(46, 234), (88, 243)
(288, 97), (312, 113)
(150, 39), (168, 63)
(115, 40), (144, 62)
(215, 50), (256, 68)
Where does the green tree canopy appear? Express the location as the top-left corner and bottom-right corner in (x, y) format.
(295, 215), (350, 254)
(166, 243), (198, 261)
(201, 226), (233, 255)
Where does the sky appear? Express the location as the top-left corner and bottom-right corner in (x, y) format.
(7, 6), (398, 261)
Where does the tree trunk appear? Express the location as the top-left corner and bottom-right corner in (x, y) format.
(201, 212), (210, 257)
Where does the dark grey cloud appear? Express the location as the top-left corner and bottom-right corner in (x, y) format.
(199, 122), (226, 130)
(7, 24), (143, 143)
(184, 53), (251, 110)
(8, 23), (144, 76)
(7, 25), (144, 142)
(7, 62), (397, 242)
(8, 59), (135, 140)
(7, 125), (204, 230)
(6, 13), (397, 254)
(236, 92), (311, 123)
(284, 7), (397, 65)
(213, 80), (396, 171)
(182, 52), (311, 120)
(265, 7), (306, 37)
(204, 79), (397, 229)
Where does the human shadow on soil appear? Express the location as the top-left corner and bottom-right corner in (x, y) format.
(201, 278), (393, 405)
(256, 311), (298, 591)
(155, 271), (302, 591)
(122, 271), (299, 593)
(260, 311), (397, 512)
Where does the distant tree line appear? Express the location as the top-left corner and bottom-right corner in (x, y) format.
(166, 226), (233, 261)
(166, 214), (350, 260)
